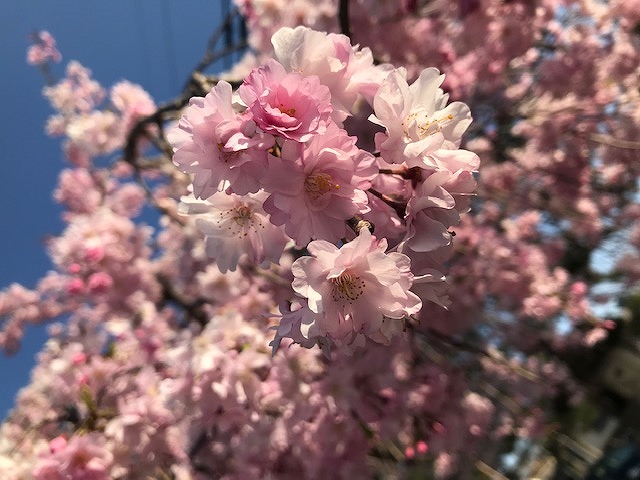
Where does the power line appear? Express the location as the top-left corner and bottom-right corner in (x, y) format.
(160, 0), (179, 92)
(133, 0), (153, 89)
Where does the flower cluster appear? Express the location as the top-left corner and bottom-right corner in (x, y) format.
(43, 63), (156, 161)
(170, 26), (479, 351)
(26, 31), (61, 66)
(6, 3), (639, 478)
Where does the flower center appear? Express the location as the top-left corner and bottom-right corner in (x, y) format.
(305, 172), (340, 200)
(331, 271), (366, 303)
(215, 203), (259, 237)
(232, 205), (253, 226)
(217, 142), (242, 164)
(279, 104), (296, 116)
(403, 110), (454, 139)
(70, 450), (92, 468)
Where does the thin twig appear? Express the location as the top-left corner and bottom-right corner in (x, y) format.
(368, 188), (407, 220)
(188, 8), (246, 79)
(590, 133), (640, 150)
(378, 167), (412, 179)
(418, 327), (541, 382)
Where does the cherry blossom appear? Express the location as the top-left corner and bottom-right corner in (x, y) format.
(272, 26), (390, 121)
(32, 434), (113, 480)
(289, 228), (421, 347)
(261, 123), (377, 245)
(169, 80), (273, 197)
(371, 67), (473, 165)
(238, 58), (333, 142)
(26, 31), (61, 66)
(178, 190), (289, 272)
(4, 4), (639, 479)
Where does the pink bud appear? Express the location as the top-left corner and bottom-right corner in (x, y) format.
(76, 372), (89, 387)
(570, 281), (587, 296)
(87, 272), (113, 294)
(71, 352), (87, 366)
(416, 440), (429, 455)
(68, 263), (82, 274)
(66, 278), (85, 295)
(83, 246), (104, 263)
(49, 435), (67, 453)
(404, 446), (415, 459)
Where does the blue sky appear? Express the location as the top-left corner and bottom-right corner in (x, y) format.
(0, 1), (232, 420)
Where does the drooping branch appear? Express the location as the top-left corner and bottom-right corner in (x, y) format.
(411, 325), (542, 383)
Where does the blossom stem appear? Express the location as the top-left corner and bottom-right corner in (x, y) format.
(346, 216), (375, 234)
(368, 188), (407, 220)
(378, 167), (412, 178)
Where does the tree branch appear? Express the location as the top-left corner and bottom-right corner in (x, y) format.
(339, 0), (351, 38)
(188, 7), (248, 80)
(590, 133), (640, 150)
(156, 275), (209, 326)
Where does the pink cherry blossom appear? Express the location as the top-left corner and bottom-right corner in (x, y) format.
(261, 123), (377, 245)
(289, 228), (421, 346)
(269, 301), (328, 355)
(400, 170), (460, 256)
(65, 110), (122, 156)
(10, 4), (639, 478)
(32, 433), (113, 480)
(238, 59), (333, 142)
(27, 31), (61, 66)
(178, 190), (289, 273)
(43, 61), (105, 116)
(271, 26), (391, 121)
(110, 81), (156, 135)
(169, 80), (273, 197)
(370, 67), (472, 165)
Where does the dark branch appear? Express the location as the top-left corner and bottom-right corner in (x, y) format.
(188, 7), (248, 84)
(156, 275), (209, 326)
(339, 0), (351, 38)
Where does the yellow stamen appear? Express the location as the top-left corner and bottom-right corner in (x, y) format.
(305, 172), (340, 200)
(279, 104), (296, 116)
(331, 271), (366, 303)
(404, 111), (454, 138)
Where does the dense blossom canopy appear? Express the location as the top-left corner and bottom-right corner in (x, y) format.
(1, 1), (640, 478)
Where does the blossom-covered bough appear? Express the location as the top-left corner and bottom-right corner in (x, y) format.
(2, 1), (640, 478)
